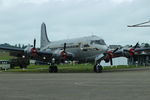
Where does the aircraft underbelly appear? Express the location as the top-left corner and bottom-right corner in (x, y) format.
(67, 48), (103, 62)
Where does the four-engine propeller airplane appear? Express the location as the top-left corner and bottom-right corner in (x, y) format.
(39, 23), (109, 72)
(0, 23), (109, 73)
(1, 23), (150, 73)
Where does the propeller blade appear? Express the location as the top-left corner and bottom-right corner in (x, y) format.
(110, 58), (113, 65)
(133, 42), (139, 49)
(34, 39), (36, 48)
(64, 43), (66, 52)
(113, 48), (119, 53)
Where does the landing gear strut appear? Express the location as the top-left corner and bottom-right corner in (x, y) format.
(49, 58), (58, 73)
(94, 64), (103, 73)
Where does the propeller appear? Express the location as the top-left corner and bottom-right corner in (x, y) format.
(61, 43), (74, 61)
(33, 38), (36, 48)
(133, 42), (139, 49)
(113, 48), (119, 53)
(64, 43), (66, 52)
(31, 39), (38, 56)
(110, 48), (119, 65)
(60, 43), (67, 60)
(104, 48), (119, 65)
(110, 58), (113, 66)
(127, 42), (139, 56)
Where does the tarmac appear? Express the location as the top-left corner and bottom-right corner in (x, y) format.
(0, 70), (150, 100)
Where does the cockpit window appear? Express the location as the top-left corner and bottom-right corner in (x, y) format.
(90, 40), (106, 45)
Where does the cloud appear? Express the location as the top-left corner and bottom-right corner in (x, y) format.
(0, 0), (54, 9)
(0, 0), (150, 46)
(0, 0), (134, 9)
(111, 0), (134, 4)
(23, 0), (50, 4)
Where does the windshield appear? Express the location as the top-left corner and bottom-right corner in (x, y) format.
(90, 39), (106, 45)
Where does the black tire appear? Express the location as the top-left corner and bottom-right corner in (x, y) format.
(20, 65), (23, 69)
(94, 64), (103, 73)
(49, 66), (53, 73)
(20, 65), (27, 69)
(53, 66), (58, 73)
(49, 66), (58, 73)
(24, 65), (27, 69)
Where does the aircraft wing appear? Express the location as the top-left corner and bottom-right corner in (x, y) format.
(0, 46), (24, 52)
(0, 45), (53, 62)
(135, 48), (150, 51)
(95, 48), (125, 65)
(112, 47), (150, 57)
(36, 51), (53, 61)
(0, 46), (25, 57)
(112, 50), (124, 58)
(134, 48), (150, 55)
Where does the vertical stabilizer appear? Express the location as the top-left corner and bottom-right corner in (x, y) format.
(40, 22), (50, 48)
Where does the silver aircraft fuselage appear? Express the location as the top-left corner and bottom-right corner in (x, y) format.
(41, 35), (108, 62)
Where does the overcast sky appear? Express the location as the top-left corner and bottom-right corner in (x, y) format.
(0, 0), (150, 47)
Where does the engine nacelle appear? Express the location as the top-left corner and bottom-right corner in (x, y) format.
(53, 49), (74, 62)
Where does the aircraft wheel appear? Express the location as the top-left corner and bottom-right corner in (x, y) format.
(49, 66), (53, 73)
(20, 65), (23, 69)
(20, 65), (27, 69)
(94, 64), (103, 73)
(53, 66), (58, 73)
(49, 66), (58, 73)
(23, 65), (27, 69)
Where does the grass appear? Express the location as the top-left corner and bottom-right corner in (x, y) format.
(0, 51), (14, 60)
(0, 52), (148, 73)
(58, 64), (93, 73)
(1, 63), (148, 73)
(2, 64), (93, 73)
(102, 65), (142, 70)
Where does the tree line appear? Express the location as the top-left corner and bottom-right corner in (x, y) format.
(0, 43), (28, 49)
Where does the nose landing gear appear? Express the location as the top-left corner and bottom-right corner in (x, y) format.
(94, 64), (103, 73)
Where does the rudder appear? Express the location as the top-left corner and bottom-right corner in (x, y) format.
(40, 22), (50, 48)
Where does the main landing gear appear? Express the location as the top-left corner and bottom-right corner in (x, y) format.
(49, 58), (58, 73)
(94, 64), (103, 73)
(49, 66), (58, 73)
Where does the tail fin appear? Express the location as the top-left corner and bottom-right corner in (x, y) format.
(40, 22), (50, 48)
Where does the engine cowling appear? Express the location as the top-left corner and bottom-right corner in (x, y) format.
(60, 51), (67, 59)
(123, 48), (135, 57)
(129, 48), (135, 56)
(53, 50), (73, 62)
(31, 48), (38, 57)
